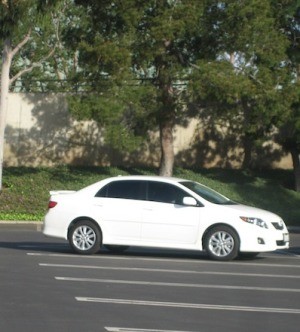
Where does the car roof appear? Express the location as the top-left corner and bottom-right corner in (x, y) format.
(80, 175), (191, 194)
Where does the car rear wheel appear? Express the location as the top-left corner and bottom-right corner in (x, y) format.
(204, 226), (239, 261)
(69, 220), (101, 255)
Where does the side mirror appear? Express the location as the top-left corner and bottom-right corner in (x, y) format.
(183, 196), (198, 206)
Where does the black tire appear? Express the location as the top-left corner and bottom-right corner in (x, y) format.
(69, 220), (101, 255)
(104, 245), (129, 253)
(204, 225), (239, 261)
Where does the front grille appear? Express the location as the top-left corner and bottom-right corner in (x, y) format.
(272, 222), (284, 230)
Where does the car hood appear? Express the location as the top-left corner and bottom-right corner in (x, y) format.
(220, 203), (282, 222)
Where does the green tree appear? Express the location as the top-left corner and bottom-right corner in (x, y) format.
(189, 0), (290, 169)
(0, 0), (67, 190)
(274, 1), (300, 191)
(69, 0), (208, 176)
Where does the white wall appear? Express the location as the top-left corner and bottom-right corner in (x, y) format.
(4, 93), (292, 169)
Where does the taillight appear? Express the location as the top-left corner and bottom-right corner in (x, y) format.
(48, 201), (57, 209)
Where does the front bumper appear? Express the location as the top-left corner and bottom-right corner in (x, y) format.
(240, 228), (289, 252)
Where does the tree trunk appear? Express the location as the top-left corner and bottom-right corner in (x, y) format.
(0, 38), (13, 191)
(290, 147), (300, 192)
(159, 116), (174, 177)
(157, 73), (176, 177)
(242, 133), (253, 169)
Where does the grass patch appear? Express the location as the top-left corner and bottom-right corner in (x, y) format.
(0, 166), (299, 226)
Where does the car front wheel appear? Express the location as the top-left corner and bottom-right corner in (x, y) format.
(204, 226), (239, 261)
(69, 220), (101, 255)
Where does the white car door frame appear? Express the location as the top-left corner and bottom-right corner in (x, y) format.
(141, 181), (201, 246)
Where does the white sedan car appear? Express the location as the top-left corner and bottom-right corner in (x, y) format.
(43, 175), (289, 260)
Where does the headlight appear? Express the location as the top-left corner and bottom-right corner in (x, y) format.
(240, 216), (268, 229)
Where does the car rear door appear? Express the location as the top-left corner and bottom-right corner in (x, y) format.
(94, 180), (146, 243)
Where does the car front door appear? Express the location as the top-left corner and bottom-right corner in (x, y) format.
(141, 181), (201, 247)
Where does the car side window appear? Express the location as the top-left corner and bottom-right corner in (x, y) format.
(95, 180), (146, 200)
(147, 181), (189, 205)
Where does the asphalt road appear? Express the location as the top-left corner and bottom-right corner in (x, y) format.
(0, 224), (300, 332)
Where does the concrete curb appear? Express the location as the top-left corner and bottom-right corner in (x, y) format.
(0, 220), (42, 224)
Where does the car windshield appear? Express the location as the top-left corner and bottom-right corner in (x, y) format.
(180, 181), (237, 205)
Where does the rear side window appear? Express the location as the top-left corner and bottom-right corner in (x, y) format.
(96, 180), (146, 200)
(147, 181), (189, 205)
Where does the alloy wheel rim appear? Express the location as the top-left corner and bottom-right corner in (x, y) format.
(208, 231), (234, 257)
(73, 226), (96, 251)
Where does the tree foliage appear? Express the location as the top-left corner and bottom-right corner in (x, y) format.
(189, 0), (291, 168)
(273, 0), (300, 191)
(2, 0), (300, 190)
(67, 0), (207, 176)
(0, 0), (68, 190)
(68, 0), (300, 181)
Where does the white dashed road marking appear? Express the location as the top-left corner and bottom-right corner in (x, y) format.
(40, 263), (300, 279)
(56, 276), (300, 293)
(76, 297), (300, 314)
(105, 328), (195, 332)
